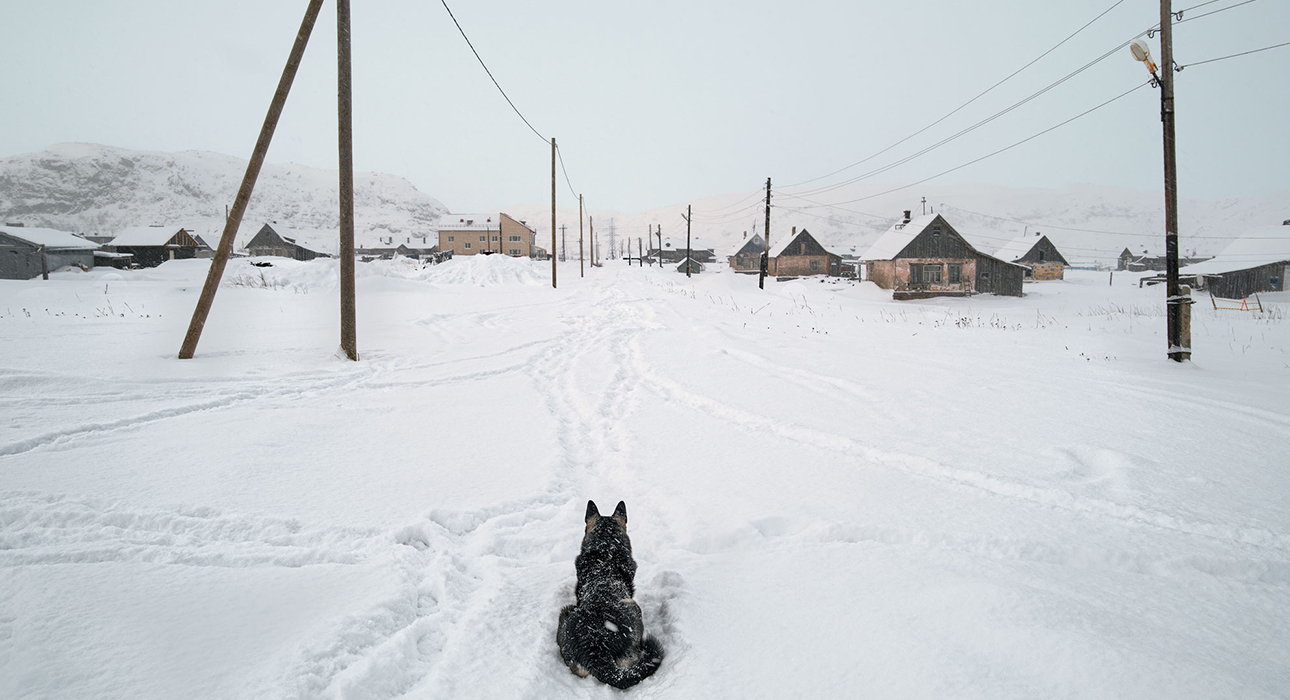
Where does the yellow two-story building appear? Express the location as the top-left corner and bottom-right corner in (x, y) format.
(437, 213), (540, 258)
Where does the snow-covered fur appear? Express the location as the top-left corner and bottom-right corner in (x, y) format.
(557, 500), (664, 689)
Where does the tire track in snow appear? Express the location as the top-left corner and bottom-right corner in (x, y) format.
(637, 365), (1290, 553)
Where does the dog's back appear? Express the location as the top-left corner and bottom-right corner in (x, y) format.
(557, 500), (664, 689)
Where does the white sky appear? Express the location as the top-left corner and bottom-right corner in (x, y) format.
(1, 0), (1287, 214)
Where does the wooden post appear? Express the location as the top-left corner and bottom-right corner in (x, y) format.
(638, 237), (642, 268)
(579, 194), (584, 278)
(179, 0), (325, 359)
(551, 137), (557, 288)
(1159, 0), (1187, 361)
(589, 216), (594, 268)
(338, 0), (358, 361)
(759, 177), (771, 290)
(685, 205), (692, 278)
(39, 244), (49, 280)
(560, 224), (567, 261)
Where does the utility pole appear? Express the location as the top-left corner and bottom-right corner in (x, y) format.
(682, 205), (692, 278)
(589, 216), (595, 268)
(638, 237), (643, 268)
(579, 194), (584, 278)
(759, 177), (771, 290)
(551, 137), (557, 288)
(337, 0), (357, 361)
(179, 0), (325, 360)
(560, 224), (567, 261)
(1159, 0), (1187, 362)
(39, 244), (49, 280)
(656, 225), (663, 268)
(921, 196), (927, 216)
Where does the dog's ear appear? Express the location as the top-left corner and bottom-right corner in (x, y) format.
(585, 500), (601, 523)
(612, 501), (628, 527)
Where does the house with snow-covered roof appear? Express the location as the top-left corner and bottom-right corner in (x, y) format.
(994, 232), (1069, 280)
(766, 227), (840, 278)
(860, 211), (1024, 299)
(0, 224), (98, 279)
(649, 236), (716, 265)
(108, 226), (209, 267)
(727, 233), (766, 273)
(437, 213), (538, 258)
(246, 223), (335, 260)
(1180, 221), (1290, 298)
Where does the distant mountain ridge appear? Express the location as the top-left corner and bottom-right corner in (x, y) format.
(0, 143), (447, 248)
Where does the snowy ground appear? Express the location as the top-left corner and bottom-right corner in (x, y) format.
(2, 255), (1288, 699)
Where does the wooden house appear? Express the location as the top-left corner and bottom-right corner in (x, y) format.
(767, 228), (840, 278)
(1180, 222), (1290, 298)
(108, 226), (209, 267)
(650, 237), (716, 264)
(860, 212), (1024, 299)
(676, 257), (705, 274)
(995, 232), (1069, 280)
(246, 224), (334, 260)
(0, 225), (98, 279)
(437, 213), (538, 258)
(727, 233), (766, 273)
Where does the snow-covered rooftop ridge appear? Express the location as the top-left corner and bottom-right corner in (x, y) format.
(0, 226), (99, 250)
(859, 213), (941, 261)
(273, 226), (339, 256)
(110, 226), (191, 247)
(1180, 224), (1290, 275)
(660, 236), (713, 250)
(994, 232), (1045, 262)
(437, 214), (499, 230)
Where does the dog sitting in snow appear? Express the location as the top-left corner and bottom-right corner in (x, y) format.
(557, 500), (664, 689)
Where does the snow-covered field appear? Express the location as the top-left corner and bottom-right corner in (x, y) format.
(2, 255), (1288, 699)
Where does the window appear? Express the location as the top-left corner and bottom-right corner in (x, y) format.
(948, 263), (962, 283)
(923, 264), (942, 283)
(479, 235), (486, 242)
(465, 242), (472, 249)
(491, 235), (498, 241)
(509, 235), (521, 242)
(447, 235), (454, 242)
(810, 260), (820, 272)
(509, 248), (521, 255)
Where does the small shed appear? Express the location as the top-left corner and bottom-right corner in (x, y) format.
(1180, 223), (1290, 298)
(860, 212), (1024, 299)
(676, 257), (705, 274)
(246, 224), (335, 260)
(109, 226), (209, 267)
(767, 228), (841, 278)
(0, 225), (98, 279)
(995, 232), (1069, 280)
(727, 233), (766, 273)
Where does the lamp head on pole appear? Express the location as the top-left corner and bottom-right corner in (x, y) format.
(1129, 38), (1160, 80)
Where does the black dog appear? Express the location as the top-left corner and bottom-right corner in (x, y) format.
(557, 500), (664, 689)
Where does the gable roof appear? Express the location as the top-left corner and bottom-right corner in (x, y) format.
(0, 226), (98, 250)
(273, 226), (337, 256)
(768, 228), (829, 257)
(994, 234), (1042, 262)
(859, 213), (943, 260)
(732, 233), (766, 256)
(110, 226), (195, 247)
(1181, 225), (1290, 275)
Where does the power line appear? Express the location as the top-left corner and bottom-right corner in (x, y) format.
(1181, 39), (1290, 68)
(1175, 0), (1261, 25)
(809, 80), (1154, 208)
(555, 145), (578, 198)
(780, 0), (1128, 190)
(439, 0), (547, 143)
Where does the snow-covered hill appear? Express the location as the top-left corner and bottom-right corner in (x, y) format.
(507, 183), (1290, 264)
(0, 143), (447, 247)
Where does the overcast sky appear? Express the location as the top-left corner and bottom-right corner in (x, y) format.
(1, 0), (1287, 215)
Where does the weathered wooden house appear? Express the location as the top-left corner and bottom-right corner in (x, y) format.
(1180, 222), (1290, 298)
(0, 225), (98, 279)
(676, 257), (705, 274)
(1123, 250), (1209, 272)
(650, 237), (716, 265)
(995, 232), (1069, 280)
(860, 212), (1024, 299)
(767, 228), (841, 278)
(437, 213), (539, 258)
(727, 233), (766, 273)
(108, 226), (209, 267)
(246, 224), (335, 260)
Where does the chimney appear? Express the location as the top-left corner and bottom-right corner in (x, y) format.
(1283, 219), (1289, 226)
(903, 210), (911, 224)
(792, 226), (797, 236)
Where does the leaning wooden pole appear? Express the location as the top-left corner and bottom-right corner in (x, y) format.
(551, 138), (558, 288)
(337, 0), (358, 361)
(179, 0), (325, 359)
